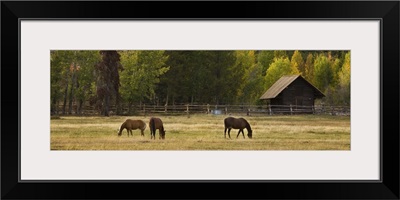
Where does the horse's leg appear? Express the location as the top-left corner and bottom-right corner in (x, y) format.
(141, 129), (144, 136)
(224, 128), (227, 139)
(236, 130), (241, 138)
(228, 128), (232, 139)
(242, 129), (245, 138)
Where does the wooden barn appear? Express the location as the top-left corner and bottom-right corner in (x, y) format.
(259, 75), (325, 114)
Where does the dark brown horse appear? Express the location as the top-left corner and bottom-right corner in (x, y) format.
(149, 117), (166, 140)
(117, 119), (146, 137)
(224, 117), (253, 139)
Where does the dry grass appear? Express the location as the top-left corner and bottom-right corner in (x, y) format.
(50, 114), (350, 150)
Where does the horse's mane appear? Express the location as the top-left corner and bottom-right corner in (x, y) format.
(119, 120), (127, 131)
(241, 118), (252, 130)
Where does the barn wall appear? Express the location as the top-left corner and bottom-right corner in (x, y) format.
(278, 78), (315, 107)
(264, 76), (325, 114)
(281, 78), (315, 107)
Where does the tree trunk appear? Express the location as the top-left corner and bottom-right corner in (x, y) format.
(62, 82), (68, 115)
(104, 95), (110, 116)
(68, 66), (77, 115)
(115, 93), (121, 115)
(68, 78), (74, 115)
(77, 99), (83, 115)
(51, 97), (56, 115)
(56, 101), (59, 115)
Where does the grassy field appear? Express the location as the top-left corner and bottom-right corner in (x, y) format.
(50, 114), (350, 150)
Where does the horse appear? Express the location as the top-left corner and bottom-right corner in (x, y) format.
(149, 117), (166, 140)
(224, 117), (253, 139)
(117, 119), (146, 137)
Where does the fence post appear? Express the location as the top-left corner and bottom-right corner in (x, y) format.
(164, 104), (168, 113)
(144, 104), (146, 117)
(186, 104), (190, 118)
(269, 105), (272, 115)
(207, 104), (210, 114)
(225, 106), (228, 115)
(247, 108), (250, 116)
(312, 105), (315, 114)
(290, 104), (293, 115)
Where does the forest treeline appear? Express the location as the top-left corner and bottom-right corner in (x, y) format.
(51, 50), (350, 116)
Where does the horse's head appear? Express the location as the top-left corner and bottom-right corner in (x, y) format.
(160, 129), (166, 140)
(117, 128), (122, 136)
(247, 129), (253, 139)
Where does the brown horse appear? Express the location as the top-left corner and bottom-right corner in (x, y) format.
(117, 119), (146, 137)
(224, 117), (253, 139)
(149, 117), (166, 140)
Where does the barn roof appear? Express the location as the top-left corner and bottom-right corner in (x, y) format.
(259, 75), (325, 100)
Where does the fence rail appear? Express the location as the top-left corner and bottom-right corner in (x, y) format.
(53, 104), (350, 116)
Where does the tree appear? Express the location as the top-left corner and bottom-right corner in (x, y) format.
(182, 51), (211, 104)
(235, 51), (263, 104)
(162, 50), (237, 105)
(206, 51), (237, 104)
(119, 50), (169, 112)
(304, 53), (314, 82)
(274, 50), (288, 59)
(50, 50), (76, 115)
(256, 51), (274, 76)
(240, 63), (264, 105)
(95, 51), (123, 116)
(50, 51), (64, 115)
(264, 57), (300, 89)
(336, 52), (351, 105)
(73, 51), (101, 114)
(50, 50), (100, 115)
(330, 56), (342, 87)
(313, 54), (333, 92)
(291, 50), (305, 76)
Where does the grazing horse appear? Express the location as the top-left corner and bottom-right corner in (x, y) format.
(224, 117), (253, 139)
(117, 119), (146, 137)
(149, 117), (166, 140)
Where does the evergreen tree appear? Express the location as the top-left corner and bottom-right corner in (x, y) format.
(291, 50), (305, 76)
(95, 51), (123, 116)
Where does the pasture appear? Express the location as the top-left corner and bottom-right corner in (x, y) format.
(50, 114), (350, 150)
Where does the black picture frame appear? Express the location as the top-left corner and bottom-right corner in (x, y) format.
(2, 1), (399, 199)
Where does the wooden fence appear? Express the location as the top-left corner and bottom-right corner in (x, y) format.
(54, 104), (350, 116)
